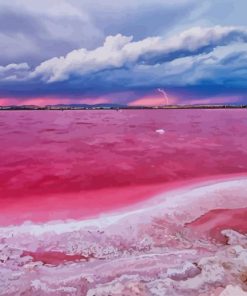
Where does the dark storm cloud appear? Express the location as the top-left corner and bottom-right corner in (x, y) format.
(0, 0), (247, 104)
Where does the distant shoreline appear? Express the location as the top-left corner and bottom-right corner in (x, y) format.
(0, 105), (247, 110)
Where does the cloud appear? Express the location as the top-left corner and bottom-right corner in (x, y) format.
(0, 63), (29, 72)
(31, 26), (247, 82)
(0, 25), (247, 104)
(153, 43), (247, 87)
(0, 0), (102, 65)
(0, 0), (199, 65)
(0, 63), (30, 81)
(0, 0), (246, 65)
(1, 0), (247, 105)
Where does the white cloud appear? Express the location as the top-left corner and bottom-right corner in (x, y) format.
(0, 63), (29, 73)
(31, 26), (247, 82)
(0, 0), (200, 65)
(1, 25), (247, 91)
(0, 63), (30, 81)
(129, 42), (247, 88)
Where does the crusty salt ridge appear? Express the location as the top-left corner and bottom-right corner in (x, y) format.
(1, 177), (247, 295)
(1, 233), (247, 295)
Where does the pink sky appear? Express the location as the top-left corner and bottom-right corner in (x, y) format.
(0, 94), (242, 106)
(0, 97), (110, 106)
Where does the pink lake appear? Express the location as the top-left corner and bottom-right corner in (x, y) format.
(1, 109), (247, 295)
(0, 109), (247, 225)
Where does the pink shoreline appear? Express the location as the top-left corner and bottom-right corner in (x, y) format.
(1, 172), (247, 295)
(1, 173), (247, 228)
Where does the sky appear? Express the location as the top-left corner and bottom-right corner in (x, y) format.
(0, 0), (247, 106)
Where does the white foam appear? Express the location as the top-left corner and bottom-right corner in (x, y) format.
(155, 129), (165, 134)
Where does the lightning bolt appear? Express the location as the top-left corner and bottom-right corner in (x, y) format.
(157, 88), (169, 105)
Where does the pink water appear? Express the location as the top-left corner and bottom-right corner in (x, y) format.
(1, 109), (247, 295)
(1, 109), (247, 225)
